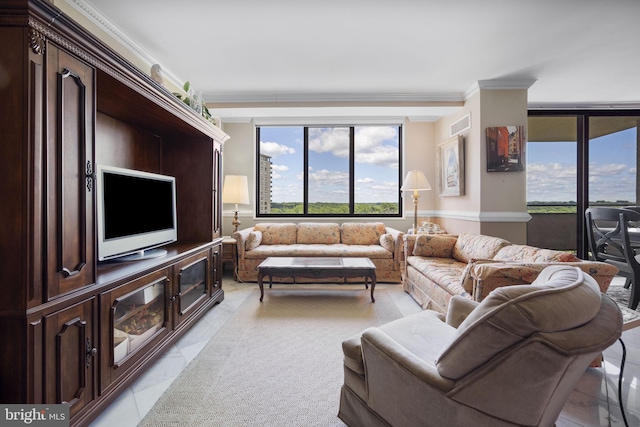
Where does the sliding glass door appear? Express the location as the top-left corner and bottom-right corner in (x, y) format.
(527, 111), (640, 258)
(527, 116), (578, 252)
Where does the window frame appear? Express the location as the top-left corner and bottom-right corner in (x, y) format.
(255, 124), (404, 218)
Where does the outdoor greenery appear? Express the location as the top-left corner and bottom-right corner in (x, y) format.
(527, 202), (632, 214)
(267, 202), (632, 215)
(269, 202), (399, 215)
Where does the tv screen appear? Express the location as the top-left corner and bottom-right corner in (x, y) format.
(97, 165), (177, 261)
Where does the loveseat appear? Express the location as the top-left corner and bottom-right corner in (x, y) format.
(232, 222), (404, 283)
(403, 233), (619, 313)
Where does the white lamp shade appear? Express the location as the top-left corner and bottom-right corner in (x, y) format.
(401, 170), (431, 191)
(222, 175), (250, 205)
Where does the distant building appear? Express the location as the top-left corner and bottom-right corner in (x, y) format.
(259, 154), (272, 213)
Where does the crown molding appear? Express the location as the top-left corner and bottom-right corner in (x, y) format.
(465, 79), (538, 100)
(65, 0), (184, 90)
(205, 91), (465, 104)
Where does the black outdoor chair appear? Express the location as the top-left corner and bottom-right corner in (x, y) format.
(585, 207), (640, 309)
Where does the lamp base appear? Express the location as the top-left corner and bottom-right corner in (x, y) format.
(413, 193), (420, 236)
(232, 211), (241, 233)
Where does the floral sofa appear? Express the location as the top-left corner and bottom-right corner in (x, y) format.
(404, 233), (619, 314)
(232, 222), (404, 283)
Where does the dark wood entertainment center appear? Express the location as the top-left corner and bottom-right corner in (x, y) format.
(0, 1), (229, 425)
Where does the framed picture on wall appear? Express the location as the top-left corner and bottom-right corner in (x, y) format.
(437, 135), (464, 197)
(486, 126), (526, 172)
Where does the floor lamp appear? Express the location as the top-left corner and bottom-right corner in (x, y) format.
(222, 175), (250, 233)
(401, 170), (431, 233)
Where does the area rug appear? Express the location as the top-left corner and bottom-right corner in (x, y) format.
(140, 286), (403, 426)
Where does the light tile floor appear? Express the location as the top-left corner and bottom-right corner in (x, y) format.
(90, 273), (640, 427)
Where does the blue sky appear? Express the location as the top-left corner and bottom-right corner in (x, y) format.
(259, 126), (400, 203)
(527, 128), (637, 203)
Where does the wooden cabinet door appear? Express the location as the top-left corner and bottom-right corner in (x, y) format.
(43, 298), (96, 419)
(99, 269), (171, 390)
(211, 243), (223, 296)
(173, 250), (211, 329)
(45, 44), (96, 299)
(213, 141), (223, 238)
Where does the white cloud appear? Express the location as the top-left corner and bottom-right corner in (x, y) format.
(356, 145), (399, 168)
(528, 162), (635, 202)
(355, 126), (397, 149)
(357, 177), (375, 183)
(309, 169), (349, 185)
(355, 179), (398, 203)
(260, 140), (296, 157)
(308, 128), (350, 157)
(589, 163), (627, 175)
(307, 126), (399, 168)
(271, 164), (289, 172)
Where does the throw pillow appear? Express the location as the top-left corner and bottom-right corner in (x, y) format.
(297, 223), (340, 244)
(379, 234), (394, 252)
(452, 233), (511, 263)
(341, 222), (386, 245)
(245, 231), (262, 250)
(412, 235), (457, 258)
(254, 223), (298, 244)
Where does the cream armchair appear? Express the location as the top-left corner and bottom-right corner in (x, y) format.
(339, 265), (623, 427)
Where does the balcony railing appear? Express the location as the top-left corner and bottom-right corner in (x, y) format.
(526, 203), (633, 252)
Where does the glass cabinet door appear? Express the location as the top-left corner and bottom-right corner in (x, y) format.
(113, 279), (166, 364)
(178, 256), (208, 315)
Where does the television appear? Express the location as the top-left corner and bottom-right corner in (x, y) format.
(97, 165), (177, 262)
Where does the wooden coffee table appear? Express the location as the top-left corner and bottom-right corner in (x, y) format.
(257, 257), (377, 302)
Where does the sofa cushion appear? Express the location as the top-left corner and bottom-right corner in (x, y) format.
(435, 265), (602, 380)
(494, 244), (581, 263)
(413, 235), (457, 258)
(245, 231), (262, 250)
(341, 222), (386, 245)
(452, 233), (511, 263)
(254, 223), (298, 245)
(379, 234), (395, 252)
(407, 256), (468, 296)
(297, 222), (340, 244)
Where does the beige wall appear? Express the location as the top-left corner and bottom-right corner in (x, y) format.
(433, 92), (482, 235)
(220, 121), (256, 234)
(478, 89), (529, 243)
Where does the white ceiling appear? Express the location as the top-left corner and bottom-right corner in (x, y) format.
(75, 0), (640, 121)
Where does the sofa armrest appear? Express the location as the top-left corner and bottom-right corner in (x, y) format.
(361, 327), (455, 391)
(445, 295), (478, 328)
(385, 227), (405, 270)
(471, 262), (552, 301)
(232, 227), (255, 261)
(471, 261), (619, 301)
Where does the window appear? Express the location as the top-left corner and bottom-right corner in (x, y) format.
(256, 125), (402, 217)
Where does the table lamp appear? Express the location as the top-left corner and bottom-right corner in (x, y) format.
(222, 175), (250, 233)
(400, 170), (431, 233)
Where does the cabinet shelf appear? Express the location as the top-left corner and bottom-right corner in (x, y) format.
(113, 296), (164, 334)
